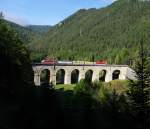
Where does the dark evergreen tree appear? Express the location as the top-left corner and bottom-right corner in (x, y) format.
(0, 19), (34, 96)
(0, 11), (4, 19)
(127, 39), (150, 129)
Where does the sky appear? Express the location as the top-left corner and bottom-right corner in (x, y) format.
(0, 0), (116, 26)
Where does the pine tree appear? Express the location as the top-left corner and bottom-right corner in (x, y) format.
(127, 39), (150, 129)
(0, 11), (4, 19)
(0, 19), (33, 96)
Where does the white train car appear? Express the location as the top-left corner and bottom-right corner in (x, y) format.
(58, 61), (73, 64)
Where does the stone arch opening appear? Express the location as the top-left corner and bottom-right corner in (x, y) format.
(99, 70), (107, 82)
(112, 70), (120, 80)
(40, 69), (50, 87)
(85, 70), (93, 82)
(71, 69), (79, 84)
(56, 69), (65, 84)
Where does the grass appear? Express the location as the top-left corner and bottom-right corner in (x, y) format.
(54, 84), (76, 91)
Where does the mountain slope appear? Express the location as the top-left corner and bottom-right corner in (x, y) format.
(26, 25), (52, 35)
(30, 0), (150, 64)
(4, 20), (35, 43)
(3, 20), (51, 44)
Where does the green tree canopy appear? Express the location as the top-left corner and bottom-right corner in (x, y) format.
(0, 19), (33, 96)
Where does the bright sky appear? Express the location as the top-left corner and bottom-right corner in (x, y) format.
(0, 0), (116, 26)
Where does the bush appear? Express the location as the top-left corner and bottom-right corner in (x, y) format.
(92, 83), (112, 105)
(74, 79), (129, 111)
(74, 79), (113, 106)
(74, 79), (92, 95)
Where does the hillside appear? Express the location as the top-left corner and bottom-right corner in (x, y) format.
(3, 19), (51, 44)
(4, 20), (35, 43)
(29, 0), (150, 64)
(26, 25), (52, 35)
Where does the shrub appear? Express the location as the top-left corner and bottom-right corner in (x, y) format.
(74, 79), (92, 95)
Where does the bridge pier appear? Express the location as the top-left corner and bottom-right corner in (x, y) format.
(50, 71), (57, 85)
(105, 72), (112, 82)
(65, 72), (71, 84)
(79, 71), (85, 81)
(92, 71), (99, 82)
(118, 72), (126, 80)
(34, 72), (41, 86)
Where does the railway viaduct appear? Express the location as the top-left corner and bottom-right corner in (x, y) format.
(32, 63), (136, 86)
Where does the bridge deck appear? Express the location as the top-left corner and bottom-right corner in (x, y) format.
(32, 63), (128, 67)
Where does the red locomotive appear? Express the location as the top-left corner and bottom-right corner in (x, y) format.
(96, 60), (107, 64)
(41, 59), (57, 64)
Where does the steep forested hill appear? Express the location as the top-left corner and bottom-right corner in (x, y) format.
(4, 20), (51, 44)
(4, 20), (35, 43)
(29, 0), (150, 64)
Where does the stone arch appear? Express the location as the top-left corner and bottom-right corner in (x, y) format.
(112, 70), (120, 80)
(99, 69), (107, 82)
(85, 69), (93, 82)
(56, 69), (65, 84)
(71, 69), (79, 84)
(40, 69), (50, 86)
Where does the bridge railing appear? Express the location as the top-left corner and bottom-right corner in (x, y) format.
(32, 63), (128, 67)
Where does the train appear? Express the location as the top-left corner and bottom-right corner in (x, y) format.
(58, 61), (73, 64)
(41, 59), (107, 65)
(41, 59), (57, 64)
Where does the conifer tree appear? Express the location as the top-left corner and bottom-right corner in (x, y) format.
(0, 11), (4, 19)
(127, 39), (150, 129)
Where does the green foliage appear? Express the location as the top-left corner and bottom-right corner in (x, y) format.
(0, 19), (34, 95)
(92, 81), (112, 105)
(73, 79), (129, 122)
(74, 79), (92, 95)
(74, 79), (119, 106)
(26, 25), (51, 35)
(127, 41), (150, 128)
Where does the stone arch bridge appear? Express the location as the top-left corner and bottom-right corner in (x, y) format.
(33, 63), (135, 86)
